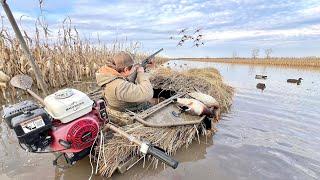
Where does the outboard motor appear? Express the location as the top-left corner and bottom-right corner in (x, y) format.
(2, 74), (179, 170)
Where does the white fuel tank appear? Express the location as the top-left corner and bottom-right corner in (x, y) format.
(44, 88), (94, 123)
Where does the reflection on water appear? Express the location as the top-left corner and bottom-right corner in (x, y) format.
(1, 60), (320, 179)
(157, 60), (320, 180)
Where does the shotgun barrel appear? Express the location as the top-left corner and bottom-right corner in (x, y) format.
(127, 48), (163, 83)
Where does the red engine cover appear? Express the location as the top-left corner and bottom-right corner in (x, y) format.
(50, 112), (100, 153)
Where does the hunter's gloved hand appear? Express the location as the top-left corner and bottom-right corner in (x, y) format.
(146, 58), (156, 69)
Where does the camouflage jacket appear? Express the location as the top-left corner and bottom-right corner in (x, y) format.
(95, 66), (153, 112)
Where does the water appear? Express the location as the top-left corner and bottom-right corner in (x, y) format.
(1, 61), (320, 179)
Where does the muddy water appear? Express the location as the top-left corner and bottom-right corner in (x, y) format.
(1, 61), (320, 179)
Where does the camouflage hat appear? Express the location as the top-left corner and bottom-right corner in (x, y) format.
(113, 52), (134, 70)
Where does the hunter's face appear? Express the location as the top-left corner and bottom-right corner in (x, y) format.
(121, 66), (134, 77)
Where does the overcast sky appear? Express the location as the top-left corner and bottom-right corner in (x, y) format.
(2, 0), (320, 57)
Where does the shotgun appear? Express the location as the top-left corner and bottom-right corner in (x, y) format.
(127, 48), (163, 83)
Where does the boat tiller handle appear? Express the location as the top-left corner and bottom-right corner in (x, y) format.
(147, 145), (179, 169)
(105, 124), (179, 169)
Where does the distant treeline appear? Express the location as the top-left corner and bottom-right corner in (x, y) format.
(175, 57), (320, 68)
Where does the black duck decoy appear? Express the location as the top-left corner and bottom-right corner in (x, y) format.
(287, 78), (303, 84)
(255, 75), (267, 79)
(256, 83), (266, 91)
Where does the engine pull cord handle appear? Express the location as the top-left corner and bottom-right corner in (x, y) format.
(104, 124), (179, 169)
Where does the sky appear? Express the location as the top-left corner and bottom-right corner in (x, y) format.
(2, 0), (320, 57)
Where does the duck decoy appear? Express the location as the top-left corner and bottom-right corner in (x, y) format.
(256, 83), (266, 91)
(287, 78), (303, 84)
(255, 75), (267, 79)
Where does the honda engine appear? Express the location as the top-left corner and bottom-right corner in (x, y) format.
(2, 88), (108, 165)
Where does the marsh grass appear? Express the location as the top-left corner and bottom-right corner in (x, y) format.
(94, 67), (234, 177)
(150, 68), (233, 111)
(178, 57), (320, 68)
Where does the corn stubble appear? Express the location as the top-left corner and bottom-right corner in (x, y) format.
(0, 18), (167, 102)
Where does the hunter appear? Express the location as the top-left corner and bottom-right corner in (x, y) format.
(96, 52), (154, 112)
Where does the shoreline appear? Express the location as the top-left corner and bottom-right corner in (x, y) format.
(173, 58), (320, 69)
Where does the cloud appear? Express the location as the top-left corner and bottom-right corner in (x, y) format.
(156, 11), (205, 25)
(4, 0), (320, 57)
(299, 6), (320, 17)
(205, 25), (320, 42)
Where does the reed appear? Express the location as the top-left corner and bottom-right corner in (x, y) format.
(0, 18), (168, 103)
(177, 57), (320, 68)
(93, 67), (234, 177)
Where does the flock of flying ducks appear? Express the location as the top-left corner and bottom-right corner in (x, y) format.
(170, 28), (205, 47)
